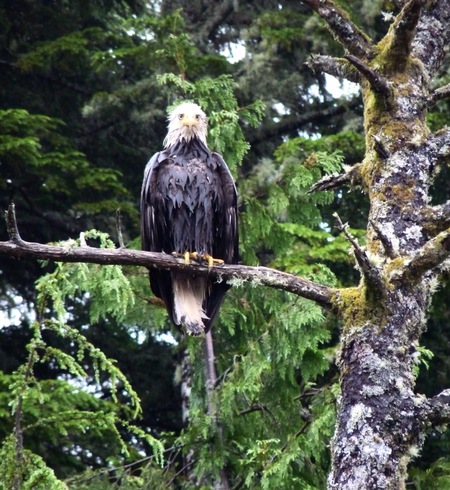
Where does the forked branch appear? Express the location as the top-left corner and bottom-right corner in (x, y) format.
(301, 0), (374, 60)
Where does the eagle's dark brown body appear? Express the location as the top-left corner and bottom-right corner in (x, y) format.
(140, 107), (238, 335)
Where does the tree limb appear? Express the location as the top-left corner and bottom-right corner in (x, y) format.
(369, 219), (398, 259)
(344, 55), (391, 96)
(308, 162), (363, 193)
(429, 83), (450, 107)
(301, 0), (374, 60)
(398, 227), (450, 282)
(422, 201), (450, 233)
(424, 127), (450, 160)
(0, 206), (334, 310)
(306, 55), (360, 83)
(417, 389), (450, 428)
(384, 0), (425, 69)
(247, 97), (360, 146)
(333, 213), (385, 295)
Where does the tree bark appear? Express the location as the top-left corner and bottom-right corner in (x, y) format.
(303, 0), (450, 488)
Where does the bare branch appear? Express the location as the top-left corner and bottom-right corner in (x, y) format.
(247, 97), (360, 146)
(344, 55), (391, 96)
(301, 0), (374, 59)
(417, 389), (450, 428)
(306, 55), (360, 83)
(424, 127), (450, 160)
(369, 219), (398, 259)
(5, 203), (23, 243)
(309, 163), (363, 193)
(423, 201), (450, 233)
(399, 227), (450, 281)
(333, 213), (385, 295)
(0, 207), (334, 310)
(384, 0), (425, 68)
(373, 135), (391, 159)
(116, 209), (125, 249)
(429, 83), (450, 107)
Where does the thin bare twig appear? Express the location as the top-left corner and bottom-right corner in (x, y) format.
(369, 219), (398, 259)
(333, 213), (384, 295)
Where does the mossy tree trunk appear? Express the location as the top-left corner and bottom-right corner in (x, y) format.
(305, 0), (450, 488)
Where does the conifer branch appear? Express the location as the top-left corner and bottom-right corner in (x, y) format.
(301, 0), (374, 60)
(0, 205), (334, 310)
(344, 55), (391, 96)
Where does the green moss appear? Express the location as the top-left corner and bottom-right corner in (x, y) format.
(332, 287), (370, 332)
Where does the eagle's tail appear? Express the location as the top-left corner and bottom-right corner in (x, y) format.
(172, 273), (209, 336)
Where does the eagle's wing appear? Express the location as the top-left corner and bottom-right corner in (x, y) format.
(203, 152), (239, 331)
(140, 150), (176, 322)
(211, 152), (239, 264)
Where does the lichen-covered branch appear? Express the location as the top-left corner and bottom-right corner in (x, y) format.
(429, 83), (450, 106)
(0, 206), (334, 309)
(308, 162), (363, 193)
(344, 55), (391, 96)
(301, 0), (374, 60)
(424, 127), (450, 160)
(399, 227), (450, 282)
(423, 201), (450, 233)
(334, 213), (385, 295)
(384, 0), (425, 68)
(418, 390), (450, 428)
(306, 55), (360, 83)
(369, 219), (398, 258)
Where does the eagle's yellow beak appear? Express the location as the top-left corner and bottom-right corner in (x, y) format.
(180, 113), (200, 128)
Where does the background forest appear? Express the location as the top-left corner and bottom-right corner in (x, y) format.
(0, 0), (449, 488)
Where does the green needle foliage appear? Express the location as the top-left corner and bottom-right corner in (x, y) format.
(0, 231), (164, 488)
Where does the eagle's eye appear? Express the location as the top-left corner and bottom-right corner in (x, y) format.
(195, 114), (201, 120)
(178, 113), (184, 120)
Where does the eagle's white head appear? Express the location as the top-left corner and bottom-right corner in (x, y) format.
(163, 102), (208, 148)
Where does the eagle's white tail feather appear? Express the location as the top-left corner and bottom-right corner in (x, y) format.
(173, 274), (209, 336)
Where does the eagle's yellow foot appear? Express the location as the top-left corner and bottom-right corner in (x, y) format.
(200, 253), (224, 268)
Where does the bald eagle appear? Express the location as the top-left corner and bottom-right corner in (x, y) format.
(140, 102), (239, 336)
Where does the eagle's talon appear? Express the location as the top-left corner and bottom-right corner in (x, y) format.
(171, 251), (201, 265)
(200, 253), (224, 267)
